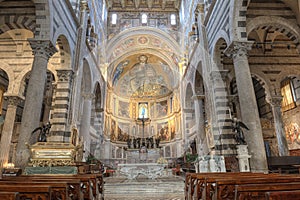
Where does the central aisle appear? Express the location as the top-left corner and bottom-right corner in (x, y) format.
(103, 175), (185, 200)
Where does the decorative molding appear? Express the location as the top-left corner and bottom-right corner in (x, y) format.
(57, 70), (74, 82)
(225, 41), (253, 59)
(28, 39), (58, 60)
(4, 95), (24, 106)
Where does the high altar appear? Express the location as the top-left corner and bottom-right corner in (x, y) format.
(118, 148), (167, 179)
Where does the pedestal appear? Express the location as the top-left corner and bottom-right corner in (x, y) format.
(198, 155), (226, 172)
(236, 145), (251, 172)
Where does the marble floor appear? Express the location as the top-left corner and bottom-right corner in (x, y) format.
(103, 175), (185, 200)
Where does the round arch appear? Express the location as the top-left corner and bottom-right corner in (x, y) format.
(247, 16), (300, 45)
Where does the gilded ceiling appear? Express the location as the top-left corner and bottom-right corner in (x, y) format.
(106, 0), (181, 11)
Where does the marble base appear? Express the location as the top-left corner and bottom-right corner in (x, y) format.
(198, 155), (226, 172)
(24, 166), (78, 175)
(118, 163), (167, 179)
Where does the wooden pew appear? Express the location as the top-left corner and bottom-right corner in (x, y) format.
(19, 173), (103, 200)
(235, 182), (300, 200)
(214, 175), (300, 200)
(0, 185), (51, 200)
(185, 172), (300, 200)
(0, 192), (19, 200)
(265, 190), (300, 200)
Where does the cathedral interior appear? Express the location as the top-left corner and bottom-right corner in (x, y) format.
(0, 0), (299, 180)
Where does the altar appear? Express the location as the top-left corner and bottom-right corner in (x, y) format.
(118, 163), (167, 179)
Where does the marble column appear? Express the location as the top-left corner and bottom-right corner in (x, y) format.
(192, 95), (208, 154)
(80, 93), (94, 159)
(70, 1), (89, 125)
(225, 41), (268, 172)
(15, 39), (57, 169)
(269, 95), (289, 156)
(0, 96), (23, 169)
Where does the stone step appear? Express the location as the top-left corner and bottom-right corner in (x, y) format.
(103, 176), (185, 196)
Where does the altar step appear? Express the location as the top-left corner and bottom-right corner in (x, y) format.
(103, 176), (185, 200)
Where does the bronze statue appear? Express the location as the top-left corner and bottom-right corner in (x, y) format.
(232, 118), (249, 145)
(31, 122), (52, 142)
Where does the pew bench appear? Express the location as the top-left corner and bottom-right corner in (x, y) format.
(0, 192), (19, 200)
(0, 185), (51, 200)
(265, 190), (300, 200)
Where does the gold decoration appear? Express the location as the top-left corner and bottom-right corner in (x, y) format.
(27, 142), (77, 167)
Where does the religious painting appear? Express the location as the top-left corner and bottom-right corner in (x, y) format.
(138, 36), (149, 45)
(110, 119), (116, 141)
(285, 122), (300, 149)
(117, 122), (130, 142)
(118, 100), (130, 118)
(155, 100), (168, 118)
(157, 122), (170, 142)
(120, 19), (132, 31)
(138, 102), (149, 119)
(169, 118), (176, 140)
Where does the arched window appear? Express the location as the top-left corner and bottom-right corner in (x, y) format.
(141, 14), (147, 24)
(281, 78), (296, 111)
(112, 13), (117, 25)
(171, 14), (176, 25)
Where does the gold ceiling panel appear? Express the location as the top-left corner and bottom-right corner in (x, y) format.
(107, 0), (181, 12)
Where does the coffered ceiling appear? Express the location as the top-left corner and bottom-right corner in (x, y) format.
(106, 0), (181, 12)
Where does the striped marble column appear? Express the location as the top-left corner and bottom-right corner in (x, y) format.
(49, 69), (74, 142)
(210, 70), (236, 156)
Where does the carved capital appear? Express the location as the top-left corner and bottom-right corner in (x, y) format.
(210, 70), (229, 82)
(80, 0), (89, 12)
(225, 41), (253, 59)
(82, 93), (95, 100)
(269, 95), (283, 107)
(28, 39), (57, 60)
(57, 70), (74, 82)
(196, 3), (205, 13)
(192, 95), (205, 100)
(4, 95), (24, 106)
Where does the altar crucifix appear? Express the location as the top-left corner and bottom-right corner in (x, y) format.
(137, 102), (150, 147)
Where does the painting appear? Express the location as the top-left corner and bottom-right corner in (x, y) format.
(110, 119), (116, 141)
(157, 122), (169, 141)
(155, 100), (168, 118)
(117, 122), (130, 142)
(138, 102), (149, 119)
(285, 122), (300, 149)
(118, 100), (130, 118)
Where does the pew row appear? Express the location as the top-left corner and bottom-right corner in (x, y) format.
(185, 172), (300, 200)
(0, 173), (104, 200)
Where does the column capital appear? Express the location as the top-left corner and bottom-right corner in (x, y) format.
(56, 69), (74, 82)
(196, 3), (205, 13)
(82, 93), (95, 100)
(210, 70), (229, 81)
(192, 95), (205, 100)
(268, 95), (283, 107)
(28, 39), (57, 60)
(4, 95), (24, 106)
(80, 0), (89, 12)
(225, 41), (254, 59)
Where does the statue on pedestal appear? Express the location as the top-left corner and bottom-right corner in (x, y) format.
(232, 118), (249, 145)
(31, 122), (51, 142)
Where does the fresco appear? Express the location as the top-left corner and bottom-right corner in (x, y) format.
(118, 100), (130, 118)
(285, 122), (300, 149)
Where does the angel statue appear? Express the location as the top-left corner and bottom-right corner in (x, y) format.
(232, 118), (249, 145)
(31, 122), (52, 142)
